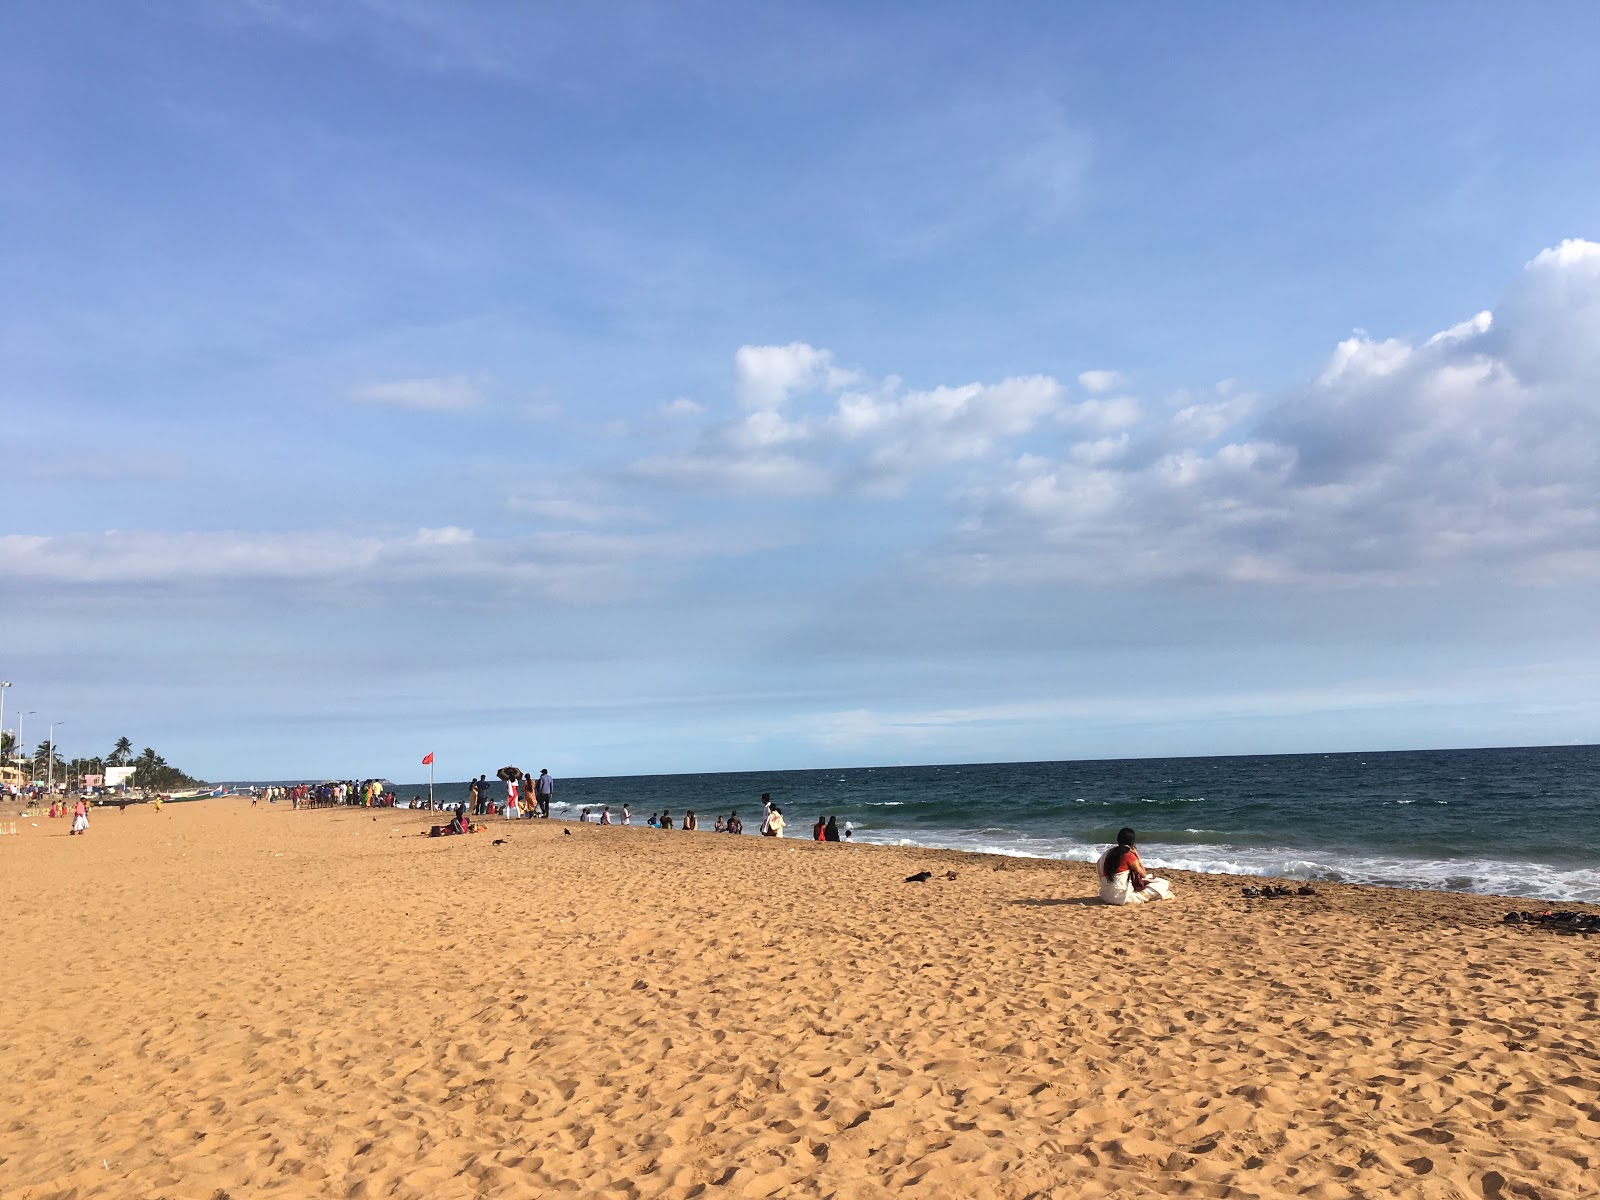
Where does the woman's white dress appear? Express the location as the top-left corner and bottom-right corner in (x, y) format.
(1097, 846), (1172, 905)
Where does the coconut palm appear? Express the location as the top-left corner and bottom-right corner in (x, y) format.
(32, 741), (64, 778)
(108, 737), (134, 767)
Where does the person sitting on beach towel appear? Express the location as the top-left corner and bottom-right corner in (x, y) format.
(1097, 827), (1172, 905)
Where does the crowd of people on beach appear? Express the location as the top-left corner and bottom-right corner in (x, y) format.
(279, 769), (1175, 906)
(277, 781), (397, 809)
(569, 792), (857, 841)
(462, 769), (555, 818)
(25, 758), (1174, 907)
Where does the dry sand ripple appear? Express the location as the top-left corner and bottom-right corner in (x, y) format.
(2, 803), (1596, 1198)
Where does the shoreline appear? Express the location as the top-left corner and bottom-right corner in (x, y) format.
(7, 793), (1599, 908)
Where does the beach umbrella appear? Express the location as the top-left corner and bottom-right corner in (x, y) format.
(497, 766), (521, 781)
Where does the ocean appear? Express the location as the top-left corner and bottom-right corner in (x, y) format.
(368, 744), (1600, 904)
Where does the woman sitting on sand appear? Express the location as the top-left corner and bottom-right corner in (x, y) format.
(1097, 827), (1172, 905)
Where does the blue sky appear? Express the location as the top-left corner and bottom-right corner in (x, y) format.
(5, 1), (1600, 782)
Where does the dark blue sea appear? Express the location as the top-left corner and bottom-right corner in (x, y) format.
(298, 744), (1600, 903)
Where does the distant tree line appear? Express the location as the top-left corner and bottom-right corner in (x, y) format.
(2, 733), (204, 791)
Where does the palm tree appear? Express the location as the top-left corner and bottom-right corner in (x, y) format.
(32, 741), (64, 779)
(108, 737), (133, 767)
(132, 747), (173, 791)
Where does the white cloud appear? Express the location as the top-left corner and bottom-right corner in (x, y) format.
(1060, 394), (1142, 434)
(351, 374), (484, 412)
(734, 342), (856, 411)
(509, 497), (655, 527)
(629, 451), (830, 497)
(944, 239), (1600, 588)
(660, 397), (706, 417)
(636, 343), (1068, 496)
(0, 522), (775, 602)
(410, 525), (474, 547)
(1077, 369), (1124, 394)
(0, 527), (474, 584)
(1488, 238), (1600, 385)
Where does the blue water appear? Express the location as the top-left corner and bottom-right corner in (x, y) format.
(295, 745), (1600, 903)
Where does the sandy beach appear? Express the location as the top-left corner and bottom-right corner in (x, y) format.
(3, 801), (1597, 1200)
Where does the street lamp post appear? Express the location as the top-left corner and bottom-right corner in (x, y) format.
(0, 682), (9, 781)
(18, 711), (35, 784)
(48, 721), (64, 796)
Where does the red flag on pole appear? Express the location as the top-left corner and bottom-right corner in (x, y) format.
(421, 752), (434, 765)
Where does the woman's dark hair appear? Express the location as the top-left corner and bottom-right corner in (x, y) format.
(1104, 828), (1138, 876)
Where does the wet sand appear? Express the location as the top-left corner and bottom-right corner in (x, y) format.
(2, 800), (1597, 1199)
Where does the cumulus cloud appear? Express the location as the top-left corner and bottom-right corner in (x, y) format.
(944, 239), (1600, 587)
(634, 343), (1067, 496)
(1077, 369), (1124, 394)
(734, 342), (857, 411)
(351, 374), (484, 411)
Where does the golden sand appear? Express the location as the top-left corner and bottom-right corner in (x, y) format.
(2, 801), (1597, 1199)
